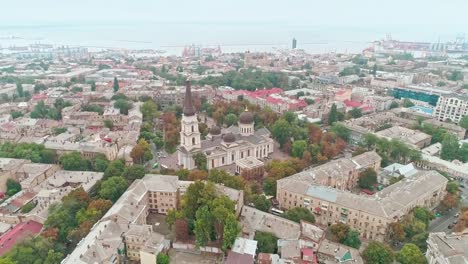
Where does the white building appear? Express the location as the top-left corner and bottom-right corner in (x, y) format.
(433, 93), (468, 124)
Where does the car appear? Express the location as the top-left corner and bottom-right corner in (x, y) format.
(460, 185), (466, 189)
(455, 213), (460, 218)
(453, 220), (458, 225)
(448, 224), (454, 229)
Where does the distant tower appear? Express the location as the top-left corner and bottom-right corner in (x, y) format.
(177, 79), (201, 169)
(292, 38), (297, 49)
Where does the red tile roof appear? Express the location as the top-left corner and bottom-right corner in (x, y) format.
(0, 221), (43, 255)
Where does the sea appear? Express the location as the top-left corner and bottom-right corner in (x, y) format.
(0, 21), (465, 55)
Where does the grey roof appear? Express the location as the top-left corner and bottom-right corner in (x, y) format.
(427, 232), (468, 264)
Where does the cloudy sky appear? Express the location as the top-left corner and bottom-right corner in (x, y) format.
(1, 0), (467, 29)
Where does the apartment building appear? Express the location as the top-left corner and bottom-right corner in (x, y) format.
(279, 151), (381, 191)
(434, 93), (468, 124)
(277, 170), (447, 241)
(426, 232), (468, 264)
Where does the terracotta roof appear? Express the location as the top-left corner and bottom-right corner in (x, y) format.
(0, 221), (43, 255)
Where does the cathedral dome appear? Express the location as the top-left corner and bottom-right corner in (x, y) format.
(239, 110), (254, 124)
(223, 133), (236, 143)
(209, 126), (221, 135)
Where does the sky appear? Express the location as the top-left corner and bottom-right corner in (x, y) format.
(1, 0), (468, 29)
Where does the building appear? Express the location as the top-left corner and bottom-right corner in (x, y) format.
(316, 239), (364, 264)
(178, 80), (274, 170)
(433, 93), (468, 124)
(292, 38), (297, 49)
(277, 170), (447, 241)
(0, 158), (30, 192)
(226, 237), (258, 264)
(375, 125), (432, 149)
(277, 151), (381, 191)
(0, 220), (43, 256)
(426, 232), (468, 264)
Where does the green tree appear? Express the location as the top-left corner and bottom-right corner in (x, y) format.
(114, 99), (133, 115)
(272, 119), (291, 146)
(16, 83), (24, 97)
(92, 154), (109, 172)
(90, 81), (96, 92)
(11, 111), (23, 119)
(402, 98), (415, 108)
(59, 152), (90, 171)
(43, 249), (64, 264)
(330, 223), (350, 242)
(342, 230), (361, 249)
(194, 205), (213, 247)
(358, 168), (377, 190)
(330, 123), (351, 141)
(283, 207), (315, 223)
(156, 253), (170, 264)
(449, 70), (463, 81)
(255, 231), (278, 253)
(328, 103), (338, 125)
(250, 195), (271, 212)
(362, 241), (395, 264)
(122, 164), (145, 181)
(397, 243), (426, 264)
(291, 140), (308, 158)
(224, 113), (239, 127)
(98, 176), (128, 202)
(104, 159), (125, 178)
(140, 100), (158, 121)
(222, 213), (241, 251)
(113, 77), (119, 92)
(349, 108), (363, 118)
(263, 178), (277, 196)
(460, 116), (468, 130)
(193, 152), (207, 171)
(103, 119), (114, 129)
(440, 133), (460, 161)
(372, 64), (377, 76)
(412, 207), (435, 225)
(6, 179), (21, 197)
(390, 101), (399, 109)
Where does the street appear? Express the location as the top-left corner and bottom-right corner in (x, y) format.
(428, 184), (468, 233)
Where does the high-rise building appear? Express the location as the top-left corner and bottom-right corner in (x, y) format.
(433, 93), (468, 124)
(292, 38), (297, 49)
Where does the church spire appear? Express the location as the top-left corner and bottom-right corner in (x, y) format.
(183, 79), (195, 116)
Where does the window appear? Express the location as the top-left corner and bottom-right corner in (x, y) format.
(191, 125), (194, 132)
(232, 154), (234, 161)
(222, 157), (225, 164)
(192, 137), (195, 145)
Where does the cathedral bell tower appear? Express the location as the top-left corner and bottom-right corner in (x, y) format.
(177, 79), (201, 169)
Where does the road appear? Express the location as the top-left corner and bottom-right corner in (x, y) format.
(428, 183), (468, 233)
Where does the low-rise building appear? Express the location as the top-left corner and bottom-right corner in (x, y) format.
(375, 125), (432, 149)
(426, 232), (468, 264)
(317, 239), (364, 264)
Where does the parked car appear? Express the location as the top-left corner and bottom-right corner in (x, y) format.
(448, 224), (454, 229)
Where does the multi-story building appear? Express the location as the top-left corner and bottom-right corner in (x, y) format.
(426, 232), (468, 264)
(434, 93), (468, 124)
(375, 125), (432, 149)
(277, 170), (447, 241)
(279, 151), (381, 191)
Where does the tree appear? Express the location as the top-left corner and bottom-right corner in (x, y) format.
(103, 119), (114, 130)
(222, 213), (241, 251)
(250, 195), (271, 212)
(372, 64), (377, 76)
(329, 123), (351, 142)
(272, 119), (291, 146)
(16, 83), (24, 97)
(283, 207), (315, 223)
(263, 178), (277, 196)
(140, 100), (158, 121)
(92, 154), (109, 172)
(194, 205), (213, 247)
(412, 207), (434, 225)
(449, 70), (463, 81)
(447, 181), (459, 194)
(122, 165), (145, 181)
(59, 151), (89, 171)
(104, 159), (125, 178)
(328, 103), (338, 125)
(156, 253), (170, 264)
(98, 176), (128, 202)
(349, 108), (363, 118)
(114, 99), (133, 115)
(330, 223), (350, 242)
(113, 77), (119, 92)
(224, 113), (239, 127)
(442, 193), (459, 210)
(402, 98), (415, 108)
(255, 232), (278, 253)
(193, 152), (207, 171)
(440, 133), (460, 161)
(131, 139), (153, 164)
(397, 243), (426, 264)
(291, 140), (308, 158)
(460, 116), (468, 130)
(389, 101), (399, 109)
(388, 222), (406, 242)
(6, 179), (21, 197)
(362, 241), (395, 264)
(11, 111), (23, 119)
(358, 168), (377, 190)
(90, 81), (96, 92)
(342, 230), (361, 249)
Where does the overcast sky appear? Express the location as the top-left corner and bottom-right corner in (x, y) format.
(1, 0), (468, 29)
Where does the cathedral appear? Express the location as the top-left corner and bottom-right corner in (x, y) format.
(177, 80), (274, 170)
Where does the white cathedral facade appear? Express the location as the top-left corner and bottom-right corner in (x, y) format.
(177, 81), (274, 170)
